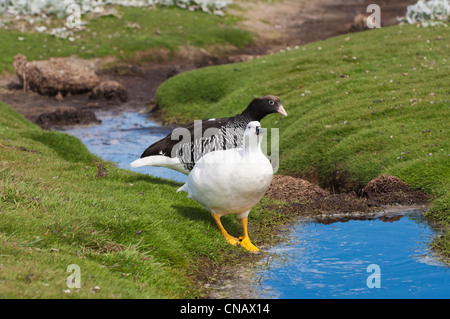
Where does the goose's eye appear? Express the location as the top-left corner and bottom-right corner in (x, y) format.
(268, 100), (275, 105)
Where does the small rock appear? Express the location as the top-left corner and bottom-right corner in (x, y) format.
(349, 13), (369, 32)
(55, 91), (63, 101)
(90, 80), (128, 103)
(90, 286), (101, 294)
(25, 273), (35, 282)
(166, 65), (181, 79)
(35, 26), (47, 33)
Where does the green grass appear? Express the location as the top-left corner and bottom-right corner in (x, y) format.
(155, 24), (450, 251)
(0, 101), (266, 298)
(0, 6), (253, 74)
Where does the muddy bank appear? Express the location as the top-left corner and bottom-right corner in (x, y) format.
(0, 58), (188, 124)
(266, 174), (429, 220)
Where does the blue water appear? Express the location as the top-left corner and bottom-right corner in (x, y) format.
(255, 212), (449, 299)
(61, 110), (449, 299)
(63, 110), (187, 183)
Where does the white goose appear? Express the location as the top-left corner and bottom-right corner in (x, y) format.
(177, 121), (273, 252)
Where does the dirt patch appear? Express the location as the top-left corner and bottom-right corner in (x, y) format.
(266, 175), (330, 202)
(266, 174), (429, 218)
(233, 0), (418, 52)
(362, 174), (430, 206)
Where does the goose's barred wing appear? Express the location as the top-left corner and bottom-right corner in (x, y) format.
(139, 116), (247, 171)
(175, 121), (247, 171)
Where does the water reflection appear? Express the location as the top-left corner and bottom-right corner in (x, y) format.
(255, 212), (449, 299)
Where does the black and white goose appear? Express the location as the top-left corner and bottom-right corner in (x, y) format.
(177, 121), (273, 252)
(130, 95), (286, 174)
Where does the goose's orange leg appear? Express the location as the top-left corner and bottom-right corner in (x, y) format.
(239, 217), (259, 252)
(212, 213), (239, 246)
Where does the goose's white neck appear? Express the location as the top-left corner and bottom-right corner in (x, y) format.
(243, 133), (263, 157)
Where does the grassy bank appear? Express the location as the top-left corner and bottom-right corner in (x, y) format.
(156, 24), (449, 252)
(0, 5), (253, 74)
(0, 101), (272, 298)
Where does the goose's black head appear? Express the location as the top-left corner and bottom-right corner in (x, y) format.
(242, 95), (287, 121)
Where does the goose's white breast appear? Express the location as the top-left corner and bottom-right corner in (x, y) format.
(185, 148), (273, 216)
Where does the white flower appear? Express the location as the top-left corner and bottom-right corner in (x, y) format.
(403, 0), (450, 26)
(0, 0), (234, 17)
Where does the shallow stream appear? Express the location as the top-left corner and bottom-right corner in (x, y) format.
(61, 110), (449, 299)
(63, 110), (187, 183)
(254, 212), (449, 298)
